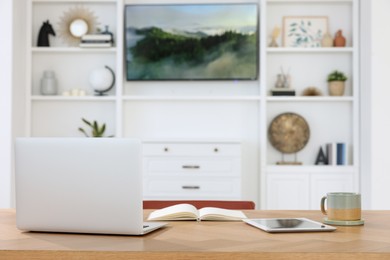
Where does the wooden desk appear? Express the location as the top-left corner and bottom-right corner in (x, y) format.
(1, 209), (390, 259)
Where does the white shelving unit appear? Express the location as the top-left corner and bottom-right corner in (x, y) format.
(25, 0), (360, 209)
(262, 0), (359, 209)
(26, 0), (123, 138)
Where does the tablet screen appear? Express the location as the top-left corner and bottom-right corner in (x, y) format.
(243, 218), (336, 233)
(255, 218), (320, 229)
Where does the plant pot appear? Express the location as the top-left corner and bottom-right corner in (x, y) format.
(328, 81), (345, 96)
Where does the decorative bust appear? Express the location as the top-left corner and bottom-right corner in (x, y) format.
(37, 20), (56, 47)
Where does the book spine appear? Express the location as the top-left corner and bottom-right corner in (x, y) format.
(326, 143), (337, 165)
(337, 143), (343, 165)
(336, 143), (347, 165)
(271, 91), (296, 96)
(79, 43), (112, 48)
(81, 34), (112, 41)
(81, 40), (111, 44)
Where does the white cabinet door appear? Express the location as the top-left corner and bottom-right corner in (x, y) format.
(310, 172), (354, 210)
(266, 173), (310, 210)
(142, 141), (242, 200)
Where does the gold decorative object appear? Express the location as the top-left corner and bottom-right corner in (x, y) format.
(268, 112), (310, 164)
(302, 87), (322, 96)
(269, 26), (281, 47)
(57, 6), (99, 46)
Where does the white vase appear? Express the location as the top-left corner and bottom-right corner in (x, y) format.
(321, 33), (333, 47)
(40, 70), (58, 95)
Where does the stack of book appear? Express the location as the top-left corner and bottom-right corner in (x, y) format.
(327, 142), (348, 165)
(79, 34), (112, 48)
(270, 88), (296, 96)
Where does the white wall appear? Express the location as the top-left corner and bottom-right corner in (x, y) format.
(360, 0), (371, 209)
(0, 0), (13, 208)
(369, 0), (390, 209)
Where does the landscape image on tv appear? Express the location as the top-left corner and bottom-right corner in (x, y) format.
(125, 4), (259, 80)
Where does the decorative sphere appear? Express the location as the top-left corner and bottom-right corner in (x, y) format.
(70, 19), (88, 37)
(89, 67), (114, 92)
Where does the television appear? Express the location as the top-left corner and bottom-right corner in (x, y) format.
(125, 4), (259, 81)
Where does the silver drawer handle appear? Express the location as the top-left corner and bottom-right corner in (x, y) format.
(182, 165), (200, 169)
(182, 185), (200, 190)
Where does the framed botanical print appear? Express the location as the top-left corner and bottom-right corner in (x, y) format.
(283, 16), (328, 47)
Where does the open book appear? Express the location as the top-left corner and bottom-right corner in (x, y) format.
(147, 203), (247, 221)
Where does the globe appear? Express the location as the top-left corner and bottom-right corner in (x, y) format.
(88, 66), (115, 95)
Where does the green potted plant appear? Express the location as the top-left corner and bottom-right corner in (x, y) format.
(78, 118), (113, 137)
(327, 70), (348, 96)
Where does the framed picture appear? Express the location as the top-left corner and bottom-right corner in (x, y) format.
(283, 16), (328, 47)
(125, 4), (259, 81)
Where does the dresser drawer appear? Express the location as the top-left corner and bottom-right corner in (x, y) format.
(143, 157), (241, 177)
(143, 143), (241, 157)
(142, 141), (242, 200)
(143, 177), (241, 199)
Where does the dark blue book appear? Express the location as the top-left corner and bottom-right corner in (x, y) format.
(336, 143), (346, 165)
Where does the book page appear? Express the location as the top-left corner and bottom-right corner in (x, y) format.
(199, 207), (247, 221)
(147, 203), (200, 221)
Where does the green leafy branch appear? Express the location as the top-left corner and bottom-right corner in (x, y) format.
(78, 118), (113, 137)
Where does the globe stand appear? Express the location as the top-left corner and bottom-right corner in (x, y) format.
(94, 89), (111, 96)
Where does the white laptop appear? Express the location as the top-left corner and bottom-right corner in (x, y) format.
(15, 137), (167, 235)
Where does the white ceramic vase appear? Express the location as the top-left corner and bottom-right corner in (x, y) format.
(40, 70), (58, 95)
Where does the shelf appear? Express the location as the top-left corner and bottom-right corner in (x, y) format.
(267, 47), (354, 53)
(31, 47), (117, 53)
(31, 95), (262, 102)
(143, 138), (242, 144)
(266, 96), (354, 102)
(31, 95), (116, 101)
(122, 96), (262, 101)
(266, 165), (355, 173)
(267, 0), (353, 3)
(32, 0), (116, 3)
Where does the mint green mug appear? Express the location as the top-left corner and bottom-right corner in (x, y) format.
(321, 192), (361, 221)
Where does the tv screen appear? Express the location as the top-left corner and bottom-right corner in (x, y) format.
(125, 4), (259, 81)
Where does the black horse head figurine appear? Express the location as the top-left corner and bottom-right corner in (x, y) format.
(37, 20), (56, 47)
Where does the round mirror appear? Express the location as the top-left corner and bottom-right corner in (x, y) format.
(69, 19), (88, 37)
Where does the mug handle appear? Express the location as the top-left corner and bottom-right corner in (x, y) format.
(321, 196), (327, 215)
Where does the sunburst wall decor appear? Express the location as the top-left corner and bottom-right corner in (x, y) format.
(57, 6), (99, 46)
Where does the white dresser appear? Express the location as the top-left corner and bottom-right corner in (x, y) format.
(142, 140), (242, 200)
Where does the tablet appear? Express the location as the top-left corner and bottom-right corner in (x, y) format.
(243, 218), (336, 233)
